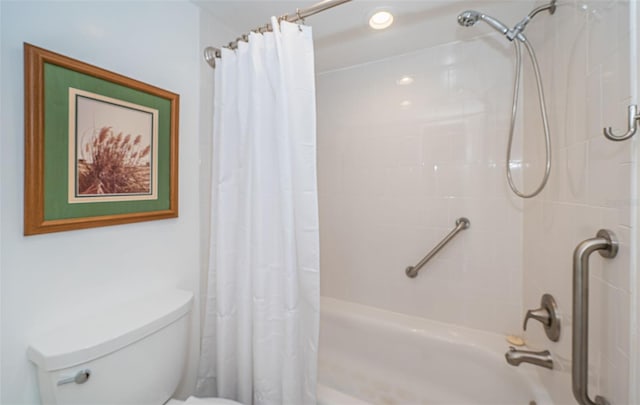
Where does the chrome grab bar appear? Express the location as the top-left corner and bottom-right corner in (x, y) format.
(405, 217), (470, 278)
(572, 229), (618, 405)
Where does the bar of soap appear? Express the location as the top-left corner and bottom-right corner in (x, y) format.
(506, 335), (525, 346)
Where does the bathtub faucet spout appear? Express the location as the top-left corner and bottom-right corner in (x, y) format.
(505, 346), (553, 369)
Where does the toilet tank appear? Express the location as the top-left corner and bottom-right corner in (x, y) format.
(27, 289), (194, 405)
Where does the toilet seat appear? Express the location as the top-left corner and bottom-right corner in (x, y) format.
(167, 396), (242, 405)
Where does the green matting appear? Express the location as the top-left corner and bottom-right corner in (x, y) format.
(43, 63), (172, 220)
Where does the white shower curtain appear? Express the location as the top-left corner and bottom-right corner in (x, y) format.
(196, 18), (320, 405)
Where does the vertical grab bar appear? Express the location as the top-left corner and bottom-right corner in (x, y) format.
(572, 229), (618, 405)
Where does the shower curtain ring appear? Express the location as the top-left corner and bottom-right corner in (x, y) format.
(296, 8), (306, 28)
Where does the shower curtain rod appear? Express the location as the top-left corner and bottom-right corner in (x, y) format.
(203, 0), (352, 69)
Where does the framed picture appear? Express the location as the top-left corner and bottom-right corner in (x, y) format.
(24, 43), (179, 235)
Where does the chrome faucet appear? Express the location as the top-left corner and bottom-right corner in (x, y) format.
(523, 293), (561, 342)
(505, 346), (554, 370)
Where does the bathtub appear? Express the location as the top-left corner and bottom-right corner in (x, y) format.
(317, 297), (555, 405)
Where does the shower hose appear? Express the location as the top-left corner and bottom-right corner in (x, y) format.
(506, 36), (552, 198)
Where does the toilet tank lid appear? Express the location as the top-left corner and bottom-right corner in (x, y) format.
(27, 289), (193, 372)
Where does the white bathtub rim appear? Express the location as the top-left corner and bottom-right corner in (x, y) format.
(320, 296), (556, 404)
(322, 296), (520, 353)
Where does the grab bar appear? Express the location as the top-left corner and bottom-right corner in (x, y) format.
(572, 229), (618, 405)
(405, 217), (470, 278)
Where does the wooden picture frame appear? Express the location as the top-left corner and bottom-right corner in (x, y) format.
(24, 43), (179, 235)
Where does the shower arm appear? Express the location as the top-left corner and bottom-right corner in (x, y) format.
(506, 0), (556, 41)
(528, 0), (557, 19)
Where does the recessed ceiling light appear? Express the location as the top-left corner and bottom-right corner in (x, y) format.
(396, 76), (414, 85)
(369, 10), (394, 30)
(400, 100), (412, 108)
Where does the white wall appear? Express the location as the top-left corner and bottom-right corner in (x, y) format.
(522, 1), (637, 403)
(317, 34), (525, 334)
(0, 1), (206, 403)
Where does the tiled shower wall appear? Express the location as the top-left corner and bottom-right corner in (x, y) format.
(317, 35), (526, 334)
(522, 0), (636, 403)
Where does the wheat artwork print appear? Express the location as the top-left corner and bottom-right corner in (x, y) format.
(68, 88), (159, 204)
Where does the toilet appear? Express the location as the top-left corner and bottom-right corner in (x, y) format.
(27, 289), (241, 405)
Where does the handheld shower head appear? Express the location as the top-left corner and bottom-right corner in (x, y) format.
(457, 10), (509, 35)
(457, 10), (480, 27)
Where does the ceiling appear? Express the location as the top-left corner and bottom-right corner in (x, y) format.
(195, 0), (538, 72)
